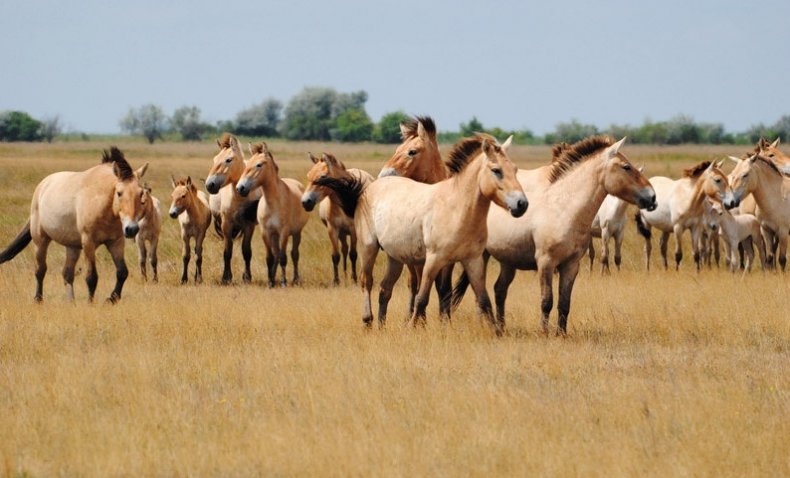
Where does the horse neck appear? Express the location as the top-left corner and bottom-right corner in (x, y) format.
(258, 170), (284, 204)
(446, 158), (494, 224)
(546, 156), (609, 228)
(185, 190), (205, 219)
(415, 149), (447, 184)
(750, 165), (786, 216)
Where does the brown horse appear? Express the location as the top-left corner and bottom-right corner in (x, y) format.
(0, 147), (148, 303)
(301, 152), (374, 284)
(169, 176), (212, 284)
(317, 134), (528, 333)
(454, 137), (656, 335)
(376, 116), (454, 319)
(237, 142), (309, 287)
(205, 133), (261, 284)
(134, 185), (161, 282)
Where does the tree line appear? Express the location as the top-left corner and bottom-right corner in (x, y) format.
(2, 86), (789, 145)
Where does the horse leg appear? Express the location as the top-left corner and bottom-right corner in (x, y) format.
(538, 263), (554, 335)
(410, 255), (445, 328)
(493, 262), (516, 328)
(643, 225), (652, 271)
(327, 224), (341, 285)
(406, 264), (420, 317)
(435, 264), (454, 322)
(290, 232), (301, 285)
(181, 235), (191, 284)
(614, 228), (624, 271)
(62, 246), (80, 301)
(106, 237), (129, 304)
(194, 231), (205, 284)
(33, 236), (51, 302)
(149, 237), (159, 283)
(461, 255), (499, 334)
(557, 259), (581, 336)
(358, 238), (379, 327)
(672, 225), (685, 270)
(761, 226), (775, 269)
(262, 232), (276, 288)
(377, 256), (404, 327)
(690, 226), (702, 272)
(713, 234), (720, 268)
(600, 226), (611, 274)
(136, 235), (148, 282)
(242, 225), (254, 284)
(659, 231), (670, 270)
(339, 231), (349, 279)
(82, 239), (99, 302)
(221, 222), (233, 284)
(777, 230), (788, 271)
(349, 229), (358, 284)
(743, 237), (755, 272)
(587, 239), (595, 273)
(277, 232), (289, 287)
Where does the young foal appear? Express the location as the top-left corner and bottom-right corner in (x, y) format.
(134, 185), (162, 282)
(205, 133), (261, 284)
(169, 176), (212, 284)
(237, 142), (309, 287)
(636, 161), (737, 271)
(454, 136), (656, 335)
(317, 134), (527, 333)
(301, 152), (374, 284)
(0, 147), (147, 303)
(708, 201), (765, 272)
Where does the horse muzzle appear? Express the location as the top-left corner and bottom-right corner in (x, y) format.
(378, 168), (399, 179)
(123, 222), (140, 238)
(205, 174), (225, 194)
(169, 207), (180, 219)
(722, 192), (739, 210)
(301, 192), (317, 212)
(236, 180), (252, 198)
(638, 190), (657, 211)
(506, 192), (528, 218)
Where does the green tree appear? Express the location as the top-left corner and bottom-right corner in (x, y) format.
(119, 104), (168, 144)
(171, 106), (210, 141)
(546, 119), (598, 144)
(281, 87), (369, 141)
(234, 98), (282, 137)
(39, 116), (61, 143)
(331, 108), (373, 142)
(460, 116), (484, 137)
(373, 111), (410, 143)
(0, 111), (44, 142)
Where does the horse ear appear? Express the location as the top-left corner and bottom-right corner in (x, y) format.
(758, 137), (768, 150)
(605, 137), (627, 159)
(399, 122), (410, 140)
(248, 143), (254, 156)
(638, 164), (645, 173)
(417, 120), (428, 140)
(705, 161), (715, 171)
(727, 156), (741, 164)
(170, 175), (177, 188)
(136, 162), (149, 179)
(229, 135), (242, 156)
(716, 159), (724, 169)
(112, 162), (122, 179)
(501, 135), (513, 152)
(216, 139), (222, 149)
(308, 152), (319, 164)
(771, 137), (781, 148)
(481, 138), (493, 158)
(186, 176), (193, 187)
(322, 153), (335, 174)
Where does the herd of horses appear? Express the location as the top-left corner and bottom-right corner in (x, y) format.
(1, 117), (788, 335)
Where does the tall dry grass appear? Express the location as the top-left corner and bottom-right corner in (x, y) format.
(0, 141), (788, 476)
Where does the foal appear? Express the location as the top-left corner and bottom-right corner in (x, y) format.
(169, 176), (212, 284)
(135, 185), (162, 282)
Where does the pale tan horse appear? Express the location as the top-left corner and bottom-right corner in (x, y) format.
(237, 142), (309, 287)
(205, 133), (261, 284)
(707, 201), (765, 272)
(316, 134), (527, 332)
(0, 147), (148, 303)
(134, 185), (162, 282)
(376, 116), (454, 319)
(729, 153), (790, 270)
(301, 152), (374, 284)
(635, 161), (737, 271)
(169, 176), (212, 284)
(454, 136), (657, 335)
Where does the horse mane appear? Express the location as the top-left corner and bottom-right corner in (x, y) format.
(446, 133), (498, 176)
(101, 146), (133, 180)
(753, 154), (783, 176)
(682, 161), (711, 178)
(218, 132), (235, 149)
(313, 176), (366, 217)
(547, 136), (614, 183)
(401, 116), (436, 139)
(250, 142), (272, 157)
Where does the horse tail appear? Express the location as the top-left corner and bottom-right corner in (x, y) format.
(0, 220), (32, 264)
(635, 211), (651, 239)
(212, 212), (223, 239)
(451, 270), (471, 311)
(313, 176), (366, 218)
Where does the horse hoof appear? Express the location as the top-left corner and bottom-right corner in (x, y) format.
(34, 296), (43, 304)
(105, 295), (119, 305)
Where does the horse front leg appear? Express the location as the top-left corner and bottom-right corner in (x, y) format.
(672, 225), (685, 270)
(410, 255), (445, 328)
(149, 237), (159, 283)
(242, 224), (254, 283)
(761, 226), (775, 270)
(538, 263), (554, 335)
(136, 235), (148, 282)
(406, 264), (420, 317)
(614, 228), (625, 271)
(276, 231), (289, 287)
(461, 255), (499, 334)
(262, 232), (277, 288)
(600, 225), (611, 274)
(690, 226), (702, 272)
(493, 262), (516, 327)
(435, 264), (454, 322)
(659, 231), (670, 270)
(377, 256), (404, 327)
(181, 235), (191, 284)
(62, 246), (80, 301)
(106, 237), (129, 304)
(777, 229), (788, 271)
(587, 238), (595, 273)
(327, 224), (341, 285)
(33, 236), (51, 302)
(194, 231), (206, 284)
(221, 221), (233, 284)
(82, 238), (99, 302)
(557, 259), (581, 336)
(290, 232), (302, 285)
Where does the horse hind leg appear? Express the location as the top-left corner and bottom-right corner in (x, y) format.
(587, 239), (595, 273)
(136, 236), (148, 282)
(557, 259), (581, 336)
(242, 225), (254, 283)
(327, 226), (341, 285)
(377, 256), (404, 327)
(278, 233), (289, 287)
(62, 246), (80, 301)
(538, 263), (554, 335)
(493, 262), (516, 328)
(290, 232), (302, 285)
(461, 255), (499, 335)
(659, 231), (670, 270)
(339, 231), (349, 279)
(349, 229), (358, 284)
(194, 232), (205, 284)
(614, 229), (624, 271)
(149, 237), (159, 283)
(106, 238), (128, 304)
(600, 227), (611, 274)
(435, 264), (454, 322)
(82, 239), (99, 302)
(181, 236), (191, 284)
(33, 236), (51, 302)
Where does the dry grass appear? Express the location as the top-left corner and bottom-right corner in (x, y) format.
(0, 141), (788, 477)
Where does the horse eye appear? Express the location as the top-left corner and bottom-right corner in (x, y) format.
(320, 174), (328, 179)
(256, 163), (263, 168)
(491, 168), (503, 179)
(742, 173), (748, 179)
(408, 149), (418, 157)
(622, 164), (631, 171)
(768, 153), (775, 158)
(116, 191), (122, 197)
(225, 157), (233, 163)
(714, 178), (721, 183)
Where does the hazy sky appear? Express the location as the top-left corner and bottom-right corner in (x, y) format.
(2, 0), (788, 134)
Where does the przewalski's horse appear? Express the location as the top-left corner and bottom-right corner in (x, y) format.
(317, 134), (528, 333)
(454, 136), (657, 335)
(205, 133), (261, 284)
(757, 137), (790, 175)
(707, 201), (765, 272)
(169, 176), (212, 284)
(729, 153), (790, 270)
(134, 185), (162, 282)
(301, 152), (374, 284)
(0, 147), (148, 303)
(237, 142), (309, 287)
(376, 116), (455, 320)
(588, 193), (632, 274)
(635, 161), (737, 271)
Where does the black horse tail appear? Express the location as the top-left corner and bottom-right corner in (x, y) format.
(313, 176), (366, 218)
(0, 220), (32, 264)
(451, 270), (471, 311)
(635, 211), (651, 239)
(212, 212), (223, 239)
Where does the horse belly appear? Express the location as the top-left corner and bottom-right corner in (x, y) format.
(373, 205), (426, 264)
(34, 175), (82, 247)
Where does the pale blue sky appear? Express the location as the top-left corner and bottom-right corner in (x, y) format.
(1, 0), (788, 134)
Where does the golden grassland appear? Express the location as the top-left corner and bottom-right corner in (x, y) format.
(0, 141), (788, 477)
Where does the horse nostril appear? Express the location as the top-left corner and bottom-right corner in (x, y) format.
(125, 225), (139, 237)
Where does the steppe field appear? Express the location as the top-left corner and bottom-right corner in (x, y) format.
(0, 140), (788, 477)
